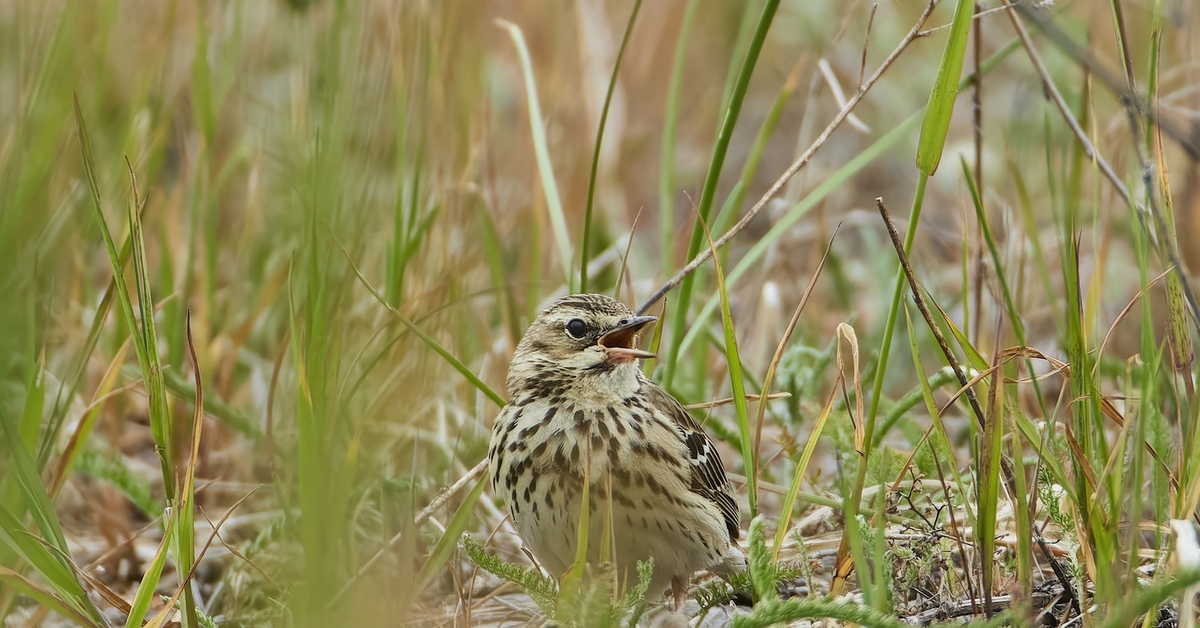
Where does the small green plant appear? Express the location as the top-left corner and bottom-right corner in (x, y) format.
(461, 535), (653, 627)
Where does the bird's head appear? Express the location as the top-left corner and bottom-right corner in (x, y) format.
(506, 294), (657, 396)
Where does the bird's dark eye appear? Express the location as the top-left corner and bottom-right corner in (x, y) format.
(565, 318), (588, 339)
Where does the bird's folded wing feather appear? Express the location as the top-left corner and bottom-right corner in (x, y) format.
(643, 384), (741, 542)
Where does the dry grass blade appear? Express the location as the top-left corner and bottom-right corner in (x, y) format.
(685, 392), (790, 411)
(753, 224), (839, 474)
(74, 564), (131, 617)
(772, 323), (853, 564)
(0, 566), (99, 628)
(875, 198), (987, 430)
(828, 322), (872, 599)
(49, 344), (136, 498)
(178, 305), (206, 497)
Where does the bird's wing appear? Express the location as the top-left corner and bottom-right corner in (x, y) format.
(642, 383), (741, 542)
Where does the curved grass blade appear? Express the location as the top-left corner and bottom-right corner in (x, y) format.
(580, 0), (642, 292)
(771, 357), (837, 563)
(124, 512), (175, 628)
(0, 566), (98, 628)
(753, 225), (835, 481)
(697, 211), (756, 515)
(333, 235), (505, 407)
(497, 19), (575, 292)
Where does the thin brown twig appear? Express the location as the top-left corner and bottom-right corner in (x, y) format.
(614, 205), (644, 305)
(753, 224), (841, 480)
(875, 198), (987, 430)
(876, 197), (1084, 617)
(637, 0), (939, 315)
(416, 462), (488, 528)
(856, 4), (878, 91)
(197, 495), (278, 590)
(970, 1), (985, 349)
(916, 1), (1047, 37)
(684, 391), (791, 411)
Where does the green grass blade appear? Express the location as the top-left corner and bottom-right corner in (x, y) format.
(401, 474), (488, 611)
(713, 62), (803, 240)
(18, 347), (43, 453)
(72, 95), (148, 381)
(718, 0), (765, 120)
(915, 0), (976, 175)
(124, 515), (175, 628)
(497, 19), (575, 292)
(580, 0), (642, 292)
(771, 357), (837, 562)
(976, 362), (1003, 613)
(558, 466), (591, 615)
(1009, 401), (1033, 614)
(74, 98), (180, 517)
(901, 303), (972, 513)
(0, 507), (76, 605)
(0, 463), (101, 626)
(0, 566), (99, 628)
(0, 422), (76, 579)
(123, 162), (175, 494)
(287, 260), (328, 621)
(700, 215), (756, 516)
(663, 0), (780, 387)
(335, 236), (506, 407)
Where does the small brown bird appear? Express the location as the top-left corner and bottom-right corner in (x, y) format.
(488, 293), (743, 611)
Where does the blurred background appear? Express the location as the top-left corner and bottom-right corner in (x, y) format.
(1, 0), (1198, 625)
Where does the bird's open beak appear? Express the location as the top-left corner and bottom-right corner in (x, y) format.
(599, 316), (657, 361)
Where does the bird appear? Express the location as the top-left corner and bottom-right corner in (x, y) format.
(487, 293), (744, 612)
